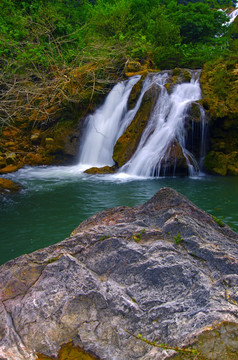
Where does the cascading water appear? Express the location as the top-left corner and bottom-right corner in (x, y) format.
(228, 7), (238, 23)
(77, 69), (207, 177)
(78, 75), (141, 167)
(120, 71), (206, 177)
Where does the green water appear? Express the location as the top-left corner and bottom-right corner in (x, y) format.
(0, 167), (237, 265)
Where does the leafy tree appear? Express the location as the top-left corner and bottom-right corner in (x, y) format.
(171, 2), (229, 43)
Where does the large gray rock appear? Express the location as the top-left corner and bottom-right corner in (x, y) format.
(0, 187), (237, 360)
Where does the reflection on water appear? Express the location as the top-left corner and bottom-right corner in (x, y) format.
(0, 165), (237, 265)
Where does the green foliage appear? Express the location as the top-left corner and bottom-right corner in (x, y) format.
(0, 0), (236, 74)
(99, 235), (110, 240)
(212, 215), (225, 227)
(173, 232), (184, 245)
(171, 1), (230, 43)
(0, 0), (237, 127)
(132, 229), (146, 242)
(133, 233), (141, 242)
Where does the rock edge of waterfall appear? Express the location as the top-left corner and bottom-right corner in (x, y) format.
(0, 187), (238, 360)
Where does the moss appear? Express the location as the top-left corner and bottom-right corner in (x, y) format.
(84, 165), (117, 174)
(204, 151), (238, 176)
(172, 68), (192, 83)
(0, 178), (22, 192)
(0, 165), (19, 174)
(37, 342), (99, 360)
(125, 61), (142, 73)
(168, 321), (238, 360)
(127, 76), (144, 110)
(200, 58), (238, 174)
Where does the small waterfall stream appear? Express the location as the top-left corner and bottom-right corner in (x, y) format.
(228, 7), (238, 23)
(78, 70), (207, 177)
(78, 75), (141, 167)
(121, 71), (205, 177)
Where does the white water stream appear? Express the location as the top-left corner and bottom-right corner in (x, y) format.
(78, 75), (141, 167)
(77, 70), (206, 177)
(8, 71), (206, 181)
(228, 7), (238, 23)
(120, 72), (205, 177)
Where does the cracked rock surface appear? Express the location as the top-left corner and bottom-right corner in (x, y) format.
(0, 187), (238, 360)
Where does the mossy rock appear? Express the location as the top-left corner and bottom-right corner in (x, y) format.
(22, 153), (46, 166)
(168, 321), (238, 360)
(84, 165), (117, 174)
(0, 178), (22, 193)
(0, 165), (19, 174)
(160, 140), (192, 176)
(127, 76), (144, 110)
(200, 58), (238, 119)
(113, 84), (161, 168)
(204, 151), (238, 175)
(200, 58), (238, 174)
(125, 61), (142, 73)
(172, 68), (192, 84)
(0, 155), (6, 169)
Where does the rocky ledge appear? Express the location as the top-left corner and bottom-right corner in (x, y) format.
(0, 188), (238, 360)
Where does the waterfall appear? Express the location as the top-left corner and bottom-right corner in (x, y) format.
(228, 8), (238, 23)
(78, 75), (141, 167)
(120, 71), (206, 177)
(78, 70), (207, 177)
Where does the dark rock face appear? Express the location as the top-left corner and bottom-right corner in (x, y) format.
(0, 188), (238, 360)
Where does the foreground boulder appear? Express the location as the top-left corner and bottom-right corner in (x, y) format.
(0, 188), (238, 360)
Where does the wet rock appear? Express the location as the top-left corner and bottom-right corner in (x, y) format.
(125, 61), (142, 73)
(84, 165), (117, 174)
(127, 76), (144, 110)
(0, 187), (238, 360)
(0, 156), (6, 169)
(184, 102), (208, 162)
(0, 178), (22, 193)
(172, 68), (192, 84)
(113, 83), (161, 167)
(200, 58), (238, 175)
(6, 152), (17, 165)
(30, 132), (41, 144)
(159, 140), (191, 176)
(23, 153), (45, 166)
(0, 165), (19, 174)
(45, 138), (54, 145)
(204, 150), (238, 175)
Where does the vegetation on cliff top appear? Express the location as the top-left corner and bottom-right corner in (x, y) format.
(0, 0), (237, 171)
(0, 0), (236, 125)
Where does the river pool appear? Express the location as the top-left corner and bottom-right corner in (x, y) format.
(0, 166), (237, 265)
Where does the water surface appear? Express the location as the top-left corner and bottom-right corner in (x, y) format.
(0, 166), (237, 265)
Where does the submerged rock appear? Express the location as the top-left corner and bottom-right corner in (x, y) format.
(0, 188), (238, 360)
(84, 165), (117, 175)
